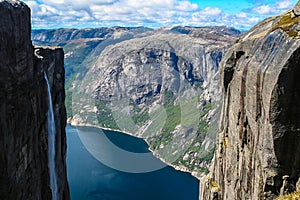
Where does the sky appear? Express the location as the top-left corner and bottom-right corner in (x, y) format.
(24, 0), (298, 30)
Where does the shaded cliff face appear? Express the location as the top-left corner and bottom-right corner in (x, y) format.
(201, 3), (300, 200)
(0, 1), (69, 199)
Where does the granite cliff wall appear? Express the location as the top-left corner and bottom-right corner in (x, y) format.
(200, 2), (300, 200)
(0, 1), (69, 199)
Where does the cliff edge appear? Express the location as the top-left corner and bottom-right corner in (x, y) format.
(0, 1), (69, 199)
(200, 2), (300, 200)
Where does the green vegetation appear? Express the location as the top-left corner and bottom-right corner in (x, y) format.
(272, 12), (300, 38)
(64, 39), (103, 119)
(95, 100), (119, 129)
(276, 191), (300, 200)
(161, 90), (182, 136)
(147, 99), (218, 175)
(163, 89), (176, 105)
(65, 73), (77, 118)
(146, 90), (181, 149)
(65, 91), (73, 118)
(128, 98), (150, 125)
(172, 102), (218, 174)
(131, 110), (150, 125)
(162, 104), (181, 136)
(64, 39), (101, 79)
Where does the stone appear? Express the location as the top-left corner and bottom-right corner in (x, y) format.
(280, 175), (296, 195)
(200, 3), (300, 200)
(296, 178), (300, 191)
(0, 1), (69, 199)
(293, 1), (300, 16)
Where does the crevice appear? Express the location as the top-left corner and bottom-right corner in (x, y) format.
(239, 61), (249, 147)
(223, 51), (245, 92)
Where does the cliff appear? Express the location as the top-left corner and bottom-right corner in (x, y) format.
(200, 2), (300, 200)
(0, 1), (69, 199)
(32, 25), (240, 175)
(62, 26), (239, 176)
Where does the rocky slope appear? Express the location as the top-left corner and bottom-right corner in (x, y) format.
(32, 27), (153, 81)
(200, 2), (300, 199)
(32, 26), (240, 176)
(0, 1), (69, 199)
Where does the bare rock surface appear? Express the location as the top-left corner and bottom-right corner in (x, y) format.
(200, 1), (300, 199)
(0, 1), (69, 199)
(66, 26), (240, 176)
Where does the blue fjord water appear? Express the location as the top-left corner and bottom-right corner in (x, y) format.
(66, 124), (199, 200)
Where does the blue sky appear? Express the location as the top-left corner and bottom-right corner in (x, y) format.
(24, 0), (298, 30)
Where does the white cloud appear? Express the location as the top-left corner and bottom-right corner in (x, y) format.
(249, 0), (295, 16)
(23, 0), (296, 30)
(24, 0), (200, 28)
(276, 0), (293, 9)
(252, 5), (271, 14)
(199, 7), (222, 16)
(249, 17), (260, 23)
(236, 12), (247, 18)
(176, 1), (198, 11)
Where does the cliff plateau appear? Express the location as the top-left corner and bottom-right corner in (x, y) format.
(201, 2), (300, 200)
(0, 1), (69, 199)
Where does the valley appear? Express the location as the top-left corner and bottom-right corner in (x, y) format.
(1, 0), (300, 199)
(32, 26), (240, 177)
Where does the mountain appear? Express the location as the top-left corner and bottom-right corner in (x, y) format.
(32, 26), (240, 176)
(200, 2), (300, 199)
(0, 1), (69, 199)
(32, 27), (154, 80)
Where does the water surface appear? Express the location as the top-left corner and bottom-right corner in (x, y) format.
(66, 124), (199, 200)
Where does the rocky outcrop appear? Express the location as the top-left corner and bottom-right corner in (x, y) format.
(0, 1), (69, 199)
(200, 3), (300, 200)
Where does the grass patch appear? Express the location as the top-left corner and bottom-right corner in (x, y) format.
(65, 73), (77, 118)
(95, 100), (119, 129)
(65, 91), (73, 118)
(164, 89), (176, 105)
(131, 110), (150, 125)
(161, 104), (181, 135)
(276, 191), (300, 200)
(171, 102), (218, 174)
(161, 90), (181, 134)
(272, 12), (300, 37)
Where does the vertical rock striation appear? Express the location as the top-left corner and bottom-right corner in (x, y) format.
(0, 1), (69, 199)
(201, 2), (300, 200)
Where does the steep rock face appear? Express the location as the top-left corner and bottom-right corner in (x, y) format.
(32, 27), (154, 84)
(201, 4), (300, 200)
(68, 28), (239, 176)
(35, 47), (69, 200)
(0, 1), (69, 199)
